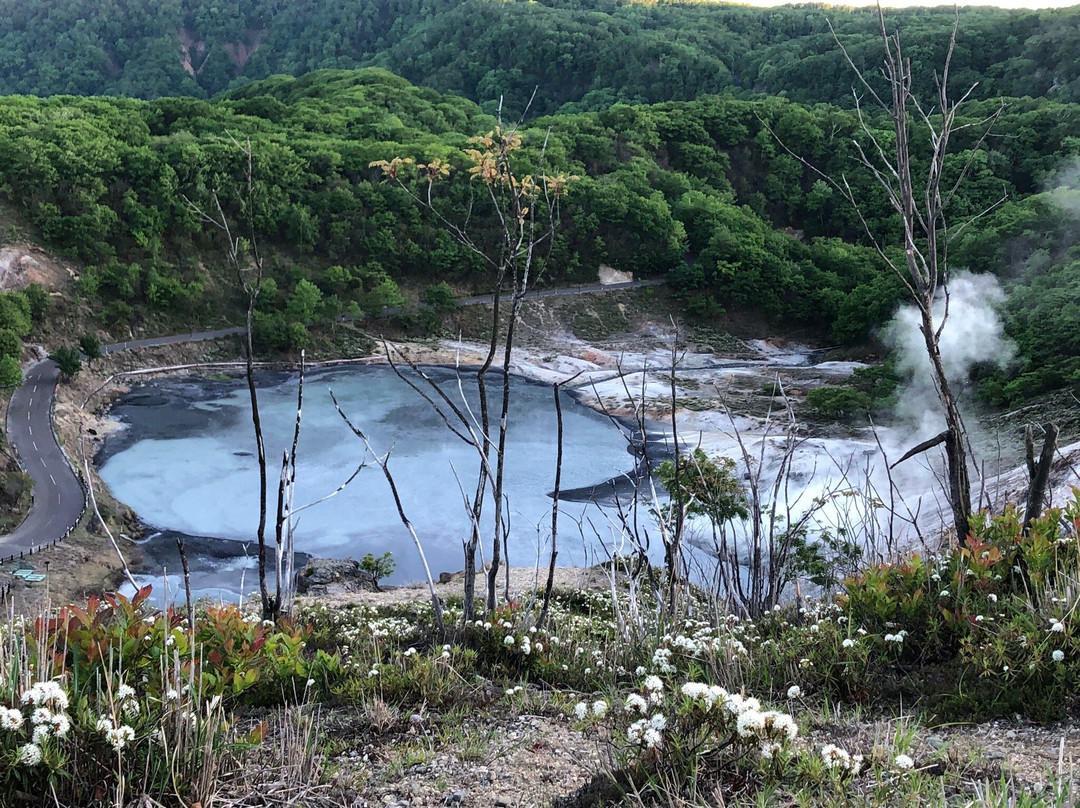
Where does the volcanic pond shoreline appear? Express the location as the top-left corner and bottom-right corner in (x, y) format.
(95, 362), (669, 596)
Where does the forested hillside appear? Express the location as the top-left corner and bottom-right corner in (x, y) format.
(0, 66), (1077, 404)
(1, 0), (1079, 114)
(1, 2), (1079, 403)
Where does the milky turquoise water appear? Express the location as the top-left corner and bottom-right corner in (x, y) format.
(99, 365), (638, 599)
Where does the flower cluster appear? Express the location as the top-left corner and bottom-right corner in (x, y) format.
(626, 712), (666, 750)
(97, 716), (137, 751)
(610, 675), (800, 767)
(820, 744), (863, 775)
(20, 680), (69, 710)
(572, 699), (610, 721)
(115, 682), (140, 718)
(2, 680), (74, 768)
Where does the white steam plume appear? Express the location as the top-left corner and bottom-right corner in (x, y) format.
(883, 270), (1015, 437)
(1047, 157), (1080, 218)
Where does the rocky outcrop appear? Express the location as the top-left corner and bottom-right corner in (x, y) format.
(178, 27), (263, 78)
(296, 557), (378, 597)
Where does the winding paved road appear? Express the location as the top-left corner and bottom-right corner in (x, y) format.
(0, 279), (663, 561)
(0, 327), (244, 561)
(458, 278), (664, 306)
(2, 359), (86, 558)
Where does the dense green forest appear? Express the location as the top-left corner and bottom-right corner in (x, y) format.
(1, 0), (1079, 114)
(1, 1), (1079, 403)
(1, 66), (1077, 404)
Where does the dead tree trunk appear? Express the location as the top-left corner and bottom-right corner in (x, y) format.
(184, 138), (273, 617)
(1023, 423), (1059, 533)
(243, 280), (272, 617)
(921, 312), (971, 542)
(765, 5), (1006, 547)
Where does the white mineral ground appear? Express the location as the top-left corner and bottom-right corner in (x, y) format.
(411, 332), (1080, 563)
(97, 325), (1080, 604)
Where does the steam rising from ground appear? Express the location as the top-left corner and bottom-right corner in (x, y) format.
(882, 270), (1014, 437)
(1048, 157), (1080, 218)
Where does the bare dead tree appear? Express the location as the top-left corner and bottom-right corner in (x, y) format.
(537, 369), (584, 630)
(176, 537), (194, 630)
(184, 136), (273, 617)
(764, 6), (1006, 547)
(330, 390), (444, 631)
(1023, 422), (1060, 534)
(664, 323), (686, 613)
(275, 351), (305, 613)
(84, 458), (139, 591)
(371, 113), (576, 615)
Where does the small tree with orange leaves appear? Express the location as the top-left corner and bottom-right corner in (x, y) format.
(371, 122), (576, 619)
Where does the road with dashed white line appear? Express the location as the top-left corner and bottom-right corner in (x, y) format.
(0, 327), (245, 559)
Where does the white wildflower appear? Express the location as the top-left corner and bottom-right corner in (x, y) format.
(760, 741), (782, 760)
(17, 743), (43, 766)
(0, 707), (24, 730)
(894, 753), (915, 770)
(105, 725), (136, 750)
(681, 682), (710, 701)
(592, 700), (608, 718)
(786, 685), (801, 699)
(765, 711), (798, 741)
(50, 713), (71, 737)
(642, 727), (663, 750)
(1053, 649), (1065, 662)
(736, 710), (765, 738)
(821, 744), (851, 769)
(625, 694), (648, 714)
(573, 702), (588, 721)
(643, 675), (663, 693)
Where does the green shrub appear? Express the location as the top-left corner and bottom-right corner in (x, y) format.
(838, 494), (1080, 719)
(0, 587), (338, 806)
(805, 386), (871, 419)
(0, 328), (20, 359)
(359, 552), (396, 589)
(0, 355), (20, 388)
(422, 281), (458, 314)
(48, 346), (82, 379)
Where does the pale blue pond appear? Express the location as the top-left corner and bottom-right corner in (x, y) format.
(99, 365), (642, 602)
